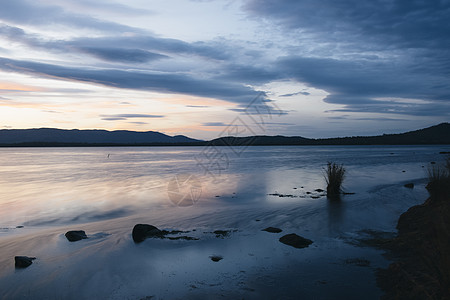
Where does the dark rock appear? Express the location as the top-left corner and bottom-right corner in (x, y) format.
(65, 230), (88, 242)
(262, 227), (282, 233)
(279, 233), (313, 249)
(16, 225), (24, 228)
(213, 230), (230, 238)
(15, 256), (36, 268)
(404, 183), (414, 189)
(315, 189), (325, 193)
(210, 255), (223, 262)
(132, 224), (163, 243)
(402, 170), (406, 173)
(430, 161), (436, 164)
(167, 236), (199, 241)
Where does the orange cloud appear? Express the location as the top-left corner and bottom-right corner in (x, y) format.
(0, 82), (44, 92)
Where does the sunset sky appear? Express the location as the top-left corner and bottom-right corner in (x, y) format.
(0, 0), (449, 139)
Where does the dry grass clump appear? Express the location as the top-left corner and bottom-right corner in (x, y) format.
(426, 157), (450, 198)
(324, 162), (346, 199)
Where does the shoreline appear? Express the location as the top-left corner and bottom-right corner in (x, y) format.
(376, 191), (450, 299)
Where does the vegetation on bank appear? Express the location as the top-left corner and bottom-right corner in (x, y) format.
(426, 156), (450, 198)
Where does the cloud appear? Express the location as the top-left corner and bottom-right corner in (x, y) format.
(243, 0), (450, 117)
(279, 91), (310, 97)
(202, 122), (227, 126)
(186, 105), (209, 108)
(76, 47), (168, 63)
(0, 0), (140, 33)
(244, 0), (450, 52)
(0, 57), (260, 103)
(100, 114), (165, 121)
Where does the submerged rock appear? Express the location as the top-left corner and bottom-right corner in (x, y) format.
(210, 255), (223, 262)
(15, 256), (36, 268)
(279, 233), (313, 249)
(132, 224), (163, 243)
(65, 230), (88, 242)
(262, 227), (282, 233)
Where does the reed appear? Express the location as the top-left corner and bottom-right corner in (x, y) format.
(324, 162), (346, 198)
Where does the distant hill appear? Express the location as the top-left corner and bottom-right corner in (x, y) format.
(209, 123), (450, 146)
(0, 128), (201, 146)
(0, 123), (449, 146)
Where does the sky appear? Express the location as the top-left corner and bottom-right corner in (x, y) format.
(0, 0), (449, 139)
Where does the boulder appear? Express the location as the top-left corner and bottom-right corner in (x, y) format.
(15, 256), (36, 268)
(65, 230), (88, 242)
(279, 233), (313, 249)
(210, 255), (223, 262)
(262, 227), (282, 233)
(132, 224), (163, 243)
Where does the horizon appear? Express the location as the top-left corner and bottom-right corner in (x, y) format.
(1, 1), (450, 139)
(1, 122), (448, 142)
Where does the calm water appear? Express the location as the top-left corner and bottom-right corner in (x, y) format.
(0, 145), (448, 228)
(0, 145), (449, 299)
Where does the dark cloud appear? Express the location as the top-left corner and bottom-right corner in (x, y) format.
(202, 122), (227, 126)
(128, 121), (148, 125)
(0, 24), (228, 63)
(102, 114), (164, 118)
(0, 0), (140, 33)
(244, 0), (450, 117)
(0, 57), (259, 103)
(279, 91), (310, 97)
(77, 47), (168, 63)
(245, 0), (450, 51)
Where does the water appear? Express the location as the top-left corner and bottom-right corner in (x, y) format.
(0, 145), (449, 299)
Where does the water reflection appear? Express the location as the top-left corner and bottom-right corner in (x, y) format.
(326, 198), (345, 236)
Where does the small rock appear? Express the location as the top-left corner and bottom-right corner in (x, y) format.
(15, 256), (36, 268)
(315, 189), (324, 193)
(402, 170), (406, 173)
(213, 230), (230, 238)
(16, 225), (24, 228)
(132, 224), (163, 243)
(404, 183), (414, 189)
(65, 230), (88, 242)
(279, 233), (313, 249)
(210, 255), (223, 262)
(262, 227), (282, 233)
(431, 161), (436, 164)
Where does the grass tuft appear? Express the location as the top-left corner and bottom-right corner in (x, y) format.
(426, 157), (450, 198)
(324, 162), (346, 198)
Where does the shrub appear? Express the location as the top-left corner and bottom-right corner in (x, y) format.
(426, 159), (450, 198)
(324, 162), (346, 198)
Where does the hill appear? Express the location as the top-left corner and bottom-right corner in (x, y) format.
(209, 123), (450, 146)
(0, 123), (449, 146)
(0, 128), (201, 146)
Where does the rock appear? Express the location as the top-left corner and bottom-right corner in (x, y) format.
(16, 225), (24, 228)
(430, 161), (436, 164)
(262, 227), (282, 233)
(15, 256), (36, 268)
(279, 233), (313, 249)
(65, 230), (88, 242)
(315, 189), (325, 193)
(404, 183), (414, 189)
(210, 255), (223, 262)
(132, 224), (163, 243)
